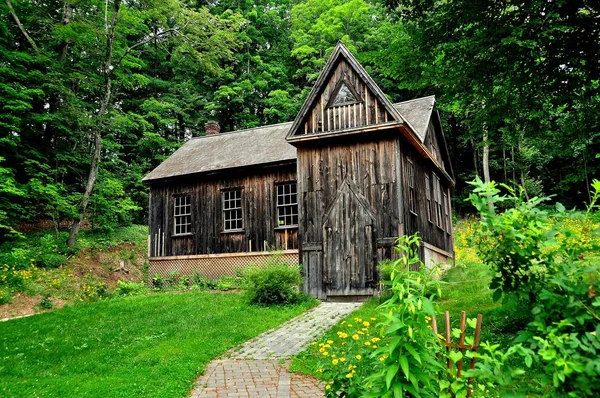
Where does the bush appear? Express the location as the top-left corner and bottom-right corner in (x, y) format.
(468, 178), (600, 397)
(241, 257), (303, 305)
(117, 280), (148, 296)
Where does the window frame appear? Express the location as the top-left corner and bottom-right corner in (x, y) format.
(443, 191), (451, 233)
(425, 174), (432, 223)
(407, 158), (416, 215)
(173, 194), (192, 236)
(433, 174), (443, 229)
(275, 181), (299, 228)
(221, 188), (244, 233)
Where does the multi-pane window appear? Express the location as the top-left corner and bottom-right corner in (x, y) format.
(276, 182), (298, 227)
(222, 189), (243, 231)
(433, 174), (443, 228)
(425, 175), (432, 222)
(173, 195), (192, 235)
(407, 159), (416, 213)
(443, 192), (450, 232)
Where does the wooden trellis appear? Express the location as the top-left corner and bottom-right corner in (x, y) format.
(432, 311), (483, 397)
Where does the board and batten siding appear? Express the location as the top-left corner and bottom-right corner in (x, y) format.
(148, 165), (298, 257)
(298, 136), (402, 298)
(300, 59), (393, 135)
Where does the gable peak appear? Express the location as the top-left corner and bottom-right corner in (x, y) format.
(286, 41), (404, 141)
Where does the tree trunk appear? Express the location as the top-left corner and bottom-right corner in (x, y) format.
(4, 0), (39, 53)
(68, 0), (121, 247)
(482, 130), (493, 211)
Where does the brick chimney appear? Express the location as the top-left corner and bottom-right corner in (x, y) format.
(205, 121), (221, 136)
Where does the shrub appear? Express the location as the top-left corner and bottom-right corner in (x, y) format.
(117, 280), (148, 296)
(468, 178), (600, 397)
(38, 295), (54, 310)
(241, 257), (303, 305)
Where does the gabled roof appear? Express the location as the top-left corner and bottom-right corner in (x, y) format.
(142, 98), (452, 184)
(286, 41), (405, 140)
(393, 95), (435, 143)
(142, 122), (295, 184)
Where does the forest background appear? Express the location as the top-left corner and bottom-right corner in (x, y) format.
(1, 0), (599, 245)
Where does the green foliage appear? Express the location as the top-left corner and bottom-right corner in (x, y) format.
(117, 280), (148, 297)
(515, 260), (600, 397)
(241, 257), (303, 305)
(467, 177), (556, 302)
(37, 295), (55, 310)
(365, 234), (444, 398)
(468, 179), (600, 396)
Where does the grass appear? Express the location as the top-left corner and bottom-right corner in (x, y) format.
(0, 291), (316, 397)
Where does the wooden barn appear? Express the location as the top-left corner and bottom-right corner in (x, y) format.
(143, 42), (454, 299)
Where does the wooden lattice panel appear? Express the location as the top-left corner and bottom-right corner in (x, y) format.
(148, 250), (299, 282)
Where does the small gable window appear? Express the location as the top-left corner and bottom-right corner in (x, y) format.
(332, 83), (357, 106)
(276, 182), (298, 227)
(327, 79), (362, 108)
(173, 195), (192, 235)
(222, 188), (243, 232)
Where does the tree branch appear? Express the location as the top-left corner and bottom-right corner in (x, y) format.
(4, 0), (39, 53)
(113, 25), (186, 71)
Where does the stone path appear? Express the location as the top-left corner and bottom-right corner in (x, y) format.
(190, 302), (362, 398)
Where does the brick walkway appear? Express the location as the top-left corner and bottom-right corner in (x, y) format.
(190, 302), (362, 398)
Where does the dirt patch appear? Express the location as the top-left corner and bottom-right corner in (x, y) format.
(0, 293), (67, 321)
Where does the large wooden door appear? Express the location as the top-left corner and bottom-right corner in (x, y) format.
(323, 180), (376, 297)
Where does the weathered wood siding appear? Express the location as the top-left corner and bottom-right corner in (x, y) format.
(399, 134), (454, 255)
(425, 120), (445, 170)
(299, 59), (393, 135)
(298, 137), (402, 298)
(148, 165), (298, 257)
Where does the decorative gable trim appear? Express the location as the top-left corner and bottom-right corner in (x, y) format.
(286, 41), (405, 141)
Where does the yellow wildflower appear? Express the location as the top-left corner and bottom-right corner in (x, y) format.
(363, 321), (370, 327)
(364, 341), (371, 346)
(327, 340), (333, 344)
(322, 351), (329, 356)
(339, 357), (346, 362)
(355, 354), (362, 360)
(346, 373), (354, 378)
(352, 334), (359, 340)
(332, 359), (339, 365)
(325, 385), (331, 390)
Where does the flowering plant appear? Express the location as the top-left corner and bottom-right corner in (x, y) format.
(315, 316), (383, 396)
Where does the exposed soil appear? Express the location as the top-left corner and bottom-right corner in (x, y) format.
(0, 242), (146, 322)
(0, 293), (67, 321)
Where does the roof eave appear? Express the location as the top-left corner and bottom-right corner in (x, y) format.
(142, 159), (297, 185)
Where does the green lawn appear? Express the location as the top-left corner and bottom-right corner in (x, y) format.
(0, 291), (315, 397)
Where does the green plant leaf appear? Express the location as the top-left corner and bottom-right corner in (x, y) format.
(386, 363), (400, 389)
(449, 350), (463, 363)
(399, 355), (410, 379)
(492, 288), (503, 302)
